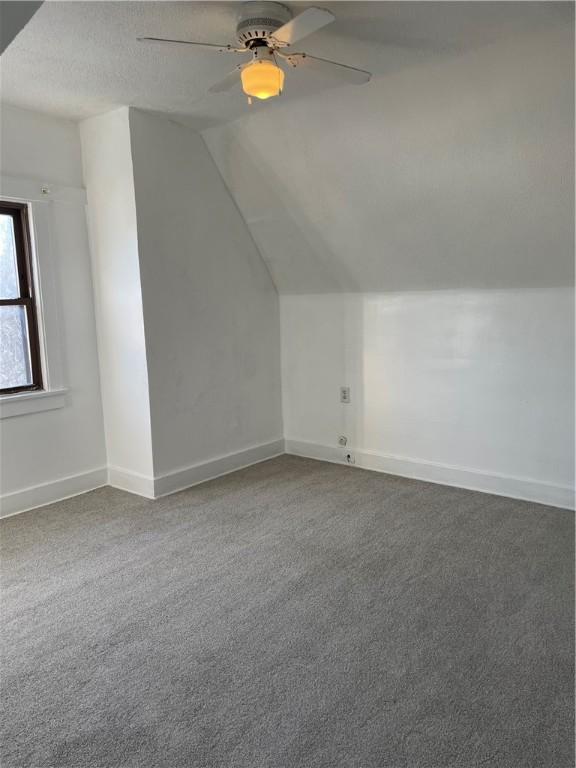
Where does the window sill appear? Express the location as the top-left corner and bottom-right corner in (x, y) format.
(0, 388), (68, 419)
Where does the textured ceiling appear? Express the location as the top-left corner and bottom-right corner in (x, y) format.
(1, 1), (569, 128)
(2, 1), (573, 294)
(203, 6), (574, 292)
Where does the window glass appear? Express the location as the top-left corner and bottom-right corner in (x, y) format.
(0, 214), (19, 299)
(0, 305), (32, 389)
(0, 202), (42, 393)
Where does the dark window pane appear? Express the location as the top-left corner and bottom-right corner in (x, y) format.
(0, 305), (32, 389)
(0, 215), (20, 299)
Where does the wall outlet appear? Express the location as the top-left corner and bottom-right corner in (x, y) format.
(338, 435), (348, 446)
(345, 452), (356, 464)
(340, 386), (351, 404)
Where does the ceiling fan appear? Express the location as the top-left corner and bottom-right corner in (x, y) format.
(138, 2), (371, 102)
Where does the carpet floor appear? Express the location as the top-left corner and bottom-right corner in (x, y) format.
(1, 455), (573, 767)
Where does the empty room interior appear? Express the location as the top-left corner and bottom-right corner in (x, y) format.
(0, 1), (574, 766)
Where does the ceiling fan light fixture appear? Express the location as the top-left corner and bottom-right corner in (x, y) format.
(139, 4), (371, 100)
(241, 59), (284, 100)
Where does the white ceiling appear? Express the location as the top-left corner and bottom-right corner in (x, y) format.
(2, 1), (573, 294)
(203, 8), (573, 293)
(1, 1), (568, 128)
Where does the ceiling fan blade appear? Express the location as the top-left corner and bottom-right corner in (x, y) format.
(137, 37), (247, 54)
(269, 8), (335, 47)
(281, 53), (371, 85)
(208, 65), (247, 94)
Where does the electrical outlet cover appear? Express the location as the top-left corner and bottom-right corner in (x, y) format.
(340, 386), (351, 404)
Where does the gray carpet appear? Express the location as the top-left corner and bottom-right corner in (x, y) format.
(1, 455), (573, 768)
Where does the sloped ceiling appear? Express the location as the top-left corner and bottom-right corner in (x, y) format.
(2, 1), (573, 294)
(0, 1), (42, 55)
(203, 6), (574, 293)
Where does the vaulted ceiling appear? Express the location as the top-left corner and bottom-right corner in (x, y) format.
(2, 1), (573, 293)
(204, 10), (573, 292)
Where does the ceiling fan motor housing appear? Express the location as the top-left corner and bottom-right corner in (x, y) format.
(236, 2), (292, 45)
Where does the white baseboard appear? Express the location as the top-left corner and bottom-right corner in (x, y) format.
(1, 442), (285, 518)
(0, 467), (108, 519)
(153, 438), (285, 498)
(107, 466), (156, 498)
(6, 438), (568, 517)
(285, 439), (575, 511)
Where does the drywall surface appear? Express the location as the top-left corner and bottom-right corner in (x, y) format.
(1, 102), (83, 187)
(203, 14), (574, 505)
(80, 108), (154, 479)
(281, 290), (574, 505)
(128, 109), (282, 477)
(0, 104), (106, 500)
(204, 18), (573, 294)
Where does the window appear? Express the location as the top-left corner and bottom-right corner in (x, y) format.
(0, 201), (42, 394)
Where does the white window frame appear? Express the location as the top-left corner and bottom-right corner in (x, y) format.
(0, 176), (73, 418)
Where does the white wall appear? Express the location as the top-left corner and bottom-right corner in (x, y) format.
(80, 108), (155, 488)
(2, 6), (571, 512)
(205, 13), (574, 508)
(281, 290), (574, 508)
(1, 104), (83, 186)
(128, 109), (283, 482)
(0, 104), (107, 513)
